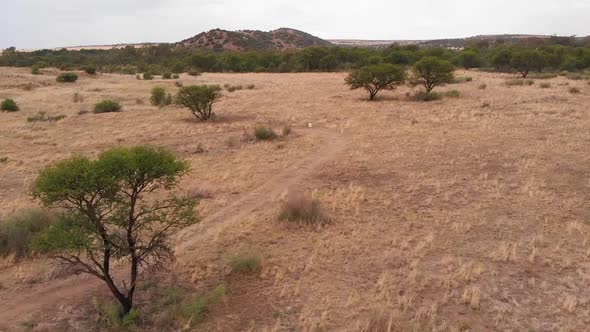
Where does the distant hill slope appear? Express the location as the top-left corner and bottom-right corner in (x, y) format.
(178, 28), (332, 51)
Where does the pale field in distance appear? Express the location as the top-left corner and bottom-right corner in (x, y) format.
(0, 67), (589, 331)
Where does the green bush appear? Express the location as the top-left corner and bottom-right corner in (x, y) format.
(172, 74), (180, 79)
(1, 98), (19, 112)
(56, 72), (78, 83)
(0, 208), (55, 258)
(94, 100), (122, 113)
(143, 72), (154, 80)
(174, 85), (222, 121)
(31, 65), (41, 75)
(150, 87), (167, 106)
(413, 91), (442, 102)
(254, 125), (277, 140)
(84, 66), (97, 75)
(162, 72), (172, 79)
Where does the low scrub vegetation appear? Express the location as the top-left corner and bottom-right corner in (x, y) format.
(94, 100), (122, 113)
(540, 82), (552, 88)
(444, 89), (461, 98)
(27, 111), (66, 123)
(478, 83), (487, 90)
(162, 72), (172, 79)
(0, 208), (55, 258)
(1, 98), (19, 112)
(174, 85), (222, 121)
(84, 66), (97, 75)
(505, 78), (535, 86)
(150, 87), (172, 107)
(228, 251), (262, 275)
(56, 72), (78, 83)
(412, 91), (442, 102)
(569, 87), (581, 94)
(278, 190), (325, 224)
(143, 72), (154, 80)
(254, 125), (277, 140)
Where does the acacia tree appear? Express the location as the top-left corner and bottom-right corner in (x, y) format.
(458, 50), (483, 70)
(345, 63), (406, 100)
(510, 50), (545, 78)
(175, 85), (222, 121)
(412, 56), (455, 93)
(32, 146), (198, 315)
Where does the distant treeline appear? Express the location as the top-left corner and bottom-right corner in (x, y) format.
(1, 42), (590, 74)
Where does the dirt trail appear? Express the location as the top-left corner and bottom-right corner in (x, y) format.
(0, 127), (347, 329)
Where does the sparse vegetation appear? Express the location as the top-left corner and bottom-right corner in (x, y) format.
(94, 100), (122, 113)
(345, 63), (406, 100)
(27, 111), (66, 123)
(228, 251), (262, 275)
(143, 72), (154, 80)
(278, 190), (325, 224)
(444, 89), (461, 98)
(162, 72), (172, 79)
(413, 91), (442, 101)
(56, 72), (78, 83)
(0, 208), (55, 258)
(478, 83), (487, 90)
(187, 70), (201, 76)
(540, 82), (552, 88)
(569, 87), (581, 94)
(31, 146), (198, 315)
(174, 85), (222, 121)
(254, 125), (277, 140)
(150, 87), (169, 107)
(1, 98), (19, 112)
(84, 66), (97, 75)
(73, 92), (84, 103)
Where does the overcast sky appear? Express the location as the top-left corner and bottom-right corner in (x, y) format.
(2, 0), (589, 49)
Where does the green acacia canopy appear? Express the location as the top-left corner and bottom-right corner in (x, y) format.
(31, 145), (197, 314)
(345, 63), (406, 100)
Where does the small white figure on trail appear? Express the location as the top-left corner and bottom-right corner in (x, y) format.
(308, 122), (313, 128)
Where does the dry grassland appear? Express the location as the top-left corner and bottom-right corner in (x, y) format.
(0, 67), (589, 331)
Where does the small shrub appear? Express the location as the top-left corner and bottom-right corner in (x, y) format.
(187, 70), (201, 76)
(246, 84), (255, 90)
(0, 157), (8, 163)
(84, 66), (97, 75)
(530, 72), (558, 79)
(31, 66), (41, 75)
(226, 86), (236, 92)
(73, 92), (84, 103)
(143, 72), (154, 80)
(228, 251), (262, 275)
(526, 79), (535, 86)
(78, 109), (90, 115)
(136, 74), (141, 80)
(281, 124), (292, 137)
(174, 85), (222, 121)
(413, 91), (442, 102)
(465, 77), (473, 82)
(444, 90), (461, 98)
(27, 111), (66, 123)
(234, 85), (243, 91)
(150, 87), (167, 106)
(254, 125), (277, 140)
(478, 84), (487, 90)
(0, 208), (55, 258)
(94, 100), (122, 113)
(172, 74), (180, 79)
(506, 78), (534, 86)
(162, 72), (172, 79)
(1, 98), (19, 112)
(56, 72), (78, 83)
(481, 102), (491, 108)
(569, 87), (581, 94)
(540, 82), (551, 89)
(278, 190), (324, 224)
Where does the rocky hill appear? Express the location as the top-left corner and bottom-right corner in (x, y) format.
(178, 28), (332, 51)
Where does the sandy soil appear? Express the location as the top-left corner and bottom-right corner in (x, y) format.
(0, 68), (589, 331)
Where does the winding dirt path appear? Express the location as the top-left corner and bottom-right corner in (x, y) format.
(0, 127), (347, 329)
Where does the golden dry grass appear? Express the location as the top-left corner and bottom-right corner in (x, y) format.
(0, 67), (589, 331)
